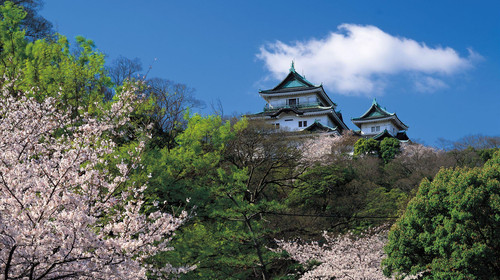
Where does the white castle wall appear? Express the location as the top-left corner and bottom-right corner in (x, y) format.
(267, 94), (322, 108)
(266, 112), (333, 131)
(360, 121), (398, 136)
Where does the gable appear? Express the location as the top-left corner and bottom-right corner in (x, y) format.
(269, 70), (316, 91)
(282, 78), (310, 88)
(360, 104), (393, 119)
(365, 108), (388, 118)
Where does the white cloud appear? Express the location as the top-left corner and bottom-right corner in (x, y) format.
(257, 24), (477, 95)
(413, 76), (449, 93)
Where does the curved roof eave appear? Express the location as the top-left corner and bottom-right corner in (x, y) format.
(351, 115), (408, 130)
(393, 113), (409, 130)
(259, 86), (337, 108)
(372, 129), (394, 140)
(302, 121), (338, 132)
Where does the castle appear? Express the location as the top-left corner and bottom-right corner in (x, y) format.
(247, 63), (409, 141)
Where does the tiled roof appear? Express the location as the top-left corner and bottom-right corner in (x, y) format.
(352, 99), (394, 120)
(351, 99), (409, 130)
(260, 63), (316, 94)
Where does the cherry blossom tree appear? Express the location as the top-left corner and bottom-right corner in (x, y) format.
(275, 226), (391, 280)
(0, 80), (191, 279)
(301, 132), (358, 164)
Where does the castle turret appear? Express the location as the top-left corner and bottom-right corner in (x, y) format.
(351, 99), (409, 141)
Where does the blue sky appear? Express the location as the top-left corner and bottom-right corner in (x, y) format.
(40, 0), (500, 146)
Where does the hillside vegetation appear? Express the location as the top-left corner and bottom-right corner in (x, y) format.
(1, 2), (499, 279)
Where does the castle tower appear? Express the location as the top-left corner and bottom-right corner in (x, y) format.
(248, 62), (349, 135)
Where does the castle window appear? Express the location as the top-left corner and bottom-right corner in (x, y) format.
(376, 126), (380, 132)
(287, 98), (298, 107)
(299, 121), (308, 127)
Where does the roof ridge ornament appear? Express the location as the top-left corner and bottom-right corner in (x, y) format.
(372, 98), (378, 105)
(290, 60), (295, 72)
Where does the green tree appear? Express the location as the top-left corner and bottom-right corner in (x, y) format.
(1, 1), (112, 116)
(354, 138), (380, 157)
(221, 120), (305, 279)
(383, 151), (500, 279)
(0, 0), (53, 40)
(139, 114), (241, 278)
(380, 137), (401, 163)
(286, 163), (360, 233)
(354, 137), (401, 164)
(22, 35), (112, 116)
(144, 117), (305, 279)
(0, 1), (27, 80)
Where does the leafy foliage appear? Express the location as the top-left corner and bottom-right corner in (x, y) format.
(143, 118), (307, 279)
(4, 3), (500, 278)
(287, 163), (362, 230)
(0, 0), (53, 40)
(380, 138), (401, 163)
(354, 137), (401, 163)
(0, 2), (112, 118)
(383, 151), (500, 279)
(354, 138), (380, 157)
(0, 1), (27, 79)
(23, 35), (111, 115)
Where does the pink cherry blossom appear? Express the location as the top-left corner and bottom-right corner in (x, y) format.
(275, 226), (397, 279)
(0, 81), (192, 279)
(301, 132), (358, 164)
